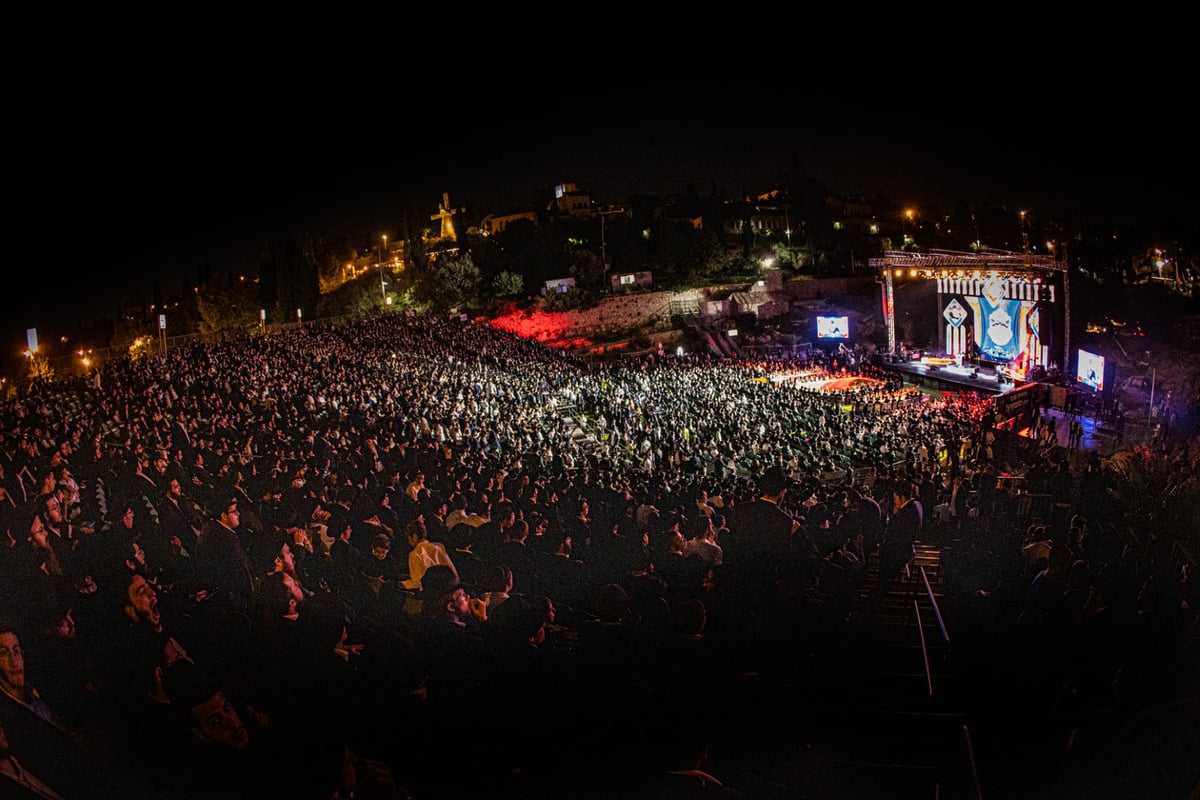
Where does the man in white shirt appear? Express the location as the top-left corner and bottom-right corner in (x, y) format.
(445, 493), (488, 532)
(401, 518), (458, 591)
(405, 471), (426, 503)
(682, 516), (724, 569)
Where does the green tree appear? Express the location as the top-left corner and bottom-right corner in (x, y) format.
(1104, 446), (1200, 554)
(569, 249), (606, 288)
(418, 252), (481, 312)
(770, 241), (799, 268)
(293, 235), (322, 316)
(545, 286), (599, 311)
(25, 352), (55, 385)
(314, 276), (386, 319)
(313, 235), (359, 288)
(690, 229), (736, 280)
(108, 313), (155, 359)
(259, 235), (321, 323)
(491, 271), (525, 299)
(475, 218), (538, 287)
(652, 223), (727, 284)
(170, 285), (204, 336)
(195, 277), (262, 334)
(258, 245), (279, 320)
(395, 220), (429, 299)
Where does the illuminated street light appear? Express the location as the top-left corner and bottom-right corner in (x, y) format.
(1154, 247), (1170, 281)
(380, 235), (388, 301)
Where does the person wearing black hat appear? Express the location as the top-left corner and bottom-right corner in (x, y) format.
(870, 481), (923, 609)
(192, 497), (255, 615)
(418, 564), (465, 619)
(723, 465), (801, 605)
(158, 659), (354, 799)
(414, 564), (487, 706)
(362, 531), (407, 584)
(326, 519), (361, 596)
(157, 476), (203, 557)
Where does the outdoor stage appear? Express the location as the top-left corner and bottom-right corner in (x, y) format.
(880, 356), (1014, 396)
(870, 248), (1068, 400)
(764, 359), (1015, 397)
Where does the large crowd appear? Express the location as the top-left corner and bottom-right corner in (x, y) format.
(0, 311), (1196, 799)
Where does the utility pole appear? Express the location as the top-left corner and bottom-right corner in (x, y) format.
(380, 234), (388, 301)
(600, 215), (610, 292)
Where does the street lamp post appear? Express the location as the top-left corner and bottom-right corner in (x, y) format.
(380, 235), (388, 301)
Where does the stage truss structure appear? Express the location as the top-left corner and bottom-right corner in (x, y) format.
(870, 249), (1069, 372)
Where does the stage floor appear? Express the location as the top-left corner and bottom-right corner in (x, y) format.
(881, 358), (1014, 396)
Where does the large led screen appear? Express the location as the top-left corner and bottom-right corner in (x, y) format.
(1076, 349), (1105, 392)
(817, 315), (850, 339)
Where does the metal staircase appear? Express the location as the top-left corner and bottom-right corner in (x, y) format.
(774, 539), (983, 799)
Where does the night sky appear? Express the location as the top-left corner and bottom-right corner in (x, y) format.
(6, 35), (1194, 356)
